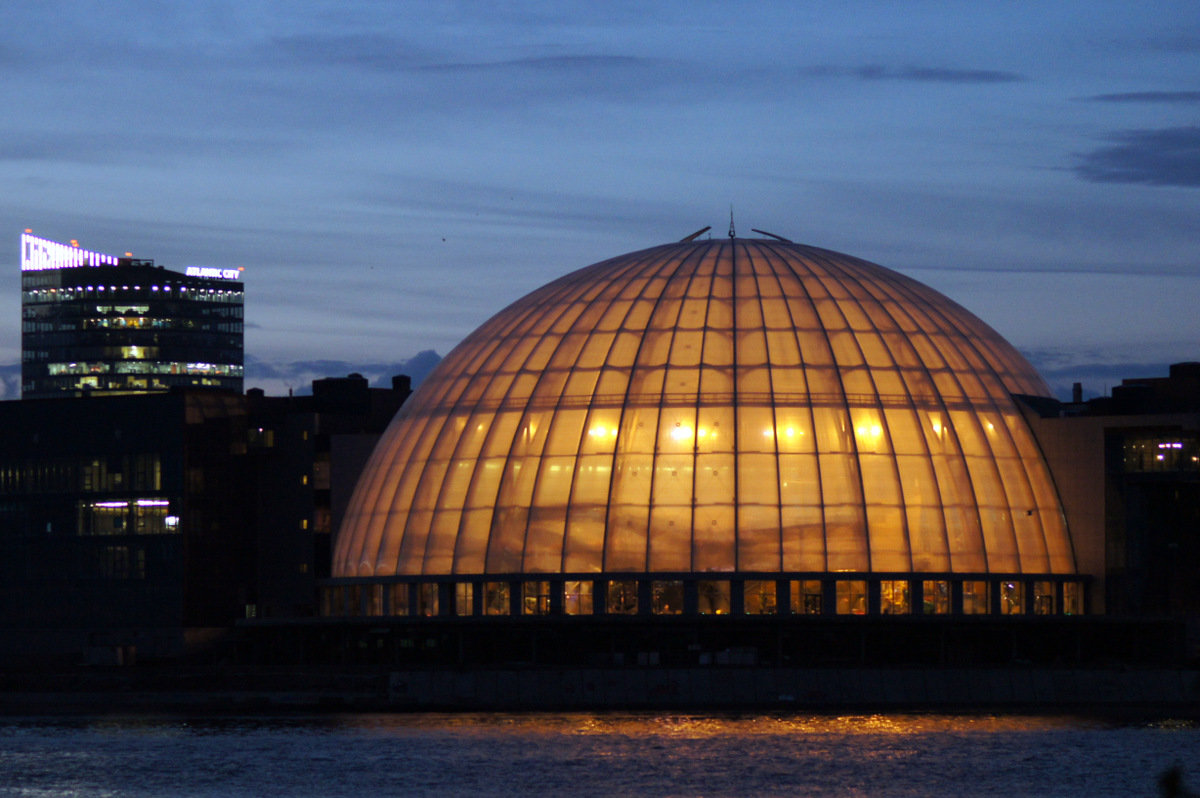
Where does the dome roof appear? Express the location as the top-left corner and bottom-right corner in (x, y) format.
(335, 238), (1074, 578)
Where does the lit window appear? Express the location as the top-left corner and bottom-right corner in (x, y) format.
(836, 580), (868, 615)
(485, 582), (510, 615)
(962, 581), (989, 615)
(367, 585), (384, 617)
(744, 580), (777, 614)
(522, 580), (550, 615)
(790, 580), (823, 614)
(606, 580), (638, 615)
(564, 580), (593, 615)
(880, 580), (909, 614)
(417, 583), (439, 616)
(1063, 582), (1083, 615)
(1033, 581), (1055, 615)
(999, 581), (1024, 615)
(652, 580), (683, 614)
(455, 583), (474, 616)
(390, 584), (410, 616)
(697, 580), (730, 614)
(922, 580), (950, 614)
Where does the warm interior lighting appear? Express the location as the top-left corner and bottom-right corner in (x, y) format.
(335, 239), (1073, 579)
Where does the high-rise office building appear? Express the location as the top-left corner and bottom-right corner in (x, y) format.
(20, 232), (244, 398)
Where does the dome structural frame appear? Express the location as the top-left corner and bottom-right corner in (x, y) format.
(331, 236), (1082, 618)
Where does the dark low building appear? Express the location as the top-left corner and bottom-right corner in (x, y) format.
(0, 391), (251, 663)
(244, 374), (411, 619)
(1022, 363), (1200, 617)
(0, 375), (410, 666)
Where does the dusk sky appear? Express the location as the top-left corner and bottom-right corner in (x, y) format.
(3, 2), (1198, 399)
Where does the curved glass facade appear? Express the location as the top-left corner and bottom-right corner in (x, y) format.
(335, 239), (1075, 580)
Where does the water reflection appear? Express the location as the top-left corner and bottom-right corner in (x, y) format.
(1, 713), (1197, 797)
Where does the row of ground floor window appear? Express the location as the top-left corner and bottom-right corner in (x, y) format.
(321, 575), (1086, 619)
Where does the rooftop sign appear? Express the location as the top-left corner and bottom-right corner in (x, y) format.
(21, 233), (118, 271)
(185, 266), (242, 281)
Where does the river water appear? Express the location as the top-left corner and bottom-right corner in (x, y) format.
(0, 712), (1196, 796)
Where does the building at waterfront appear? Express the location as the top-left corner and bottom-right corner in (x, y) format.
(329, 236), (1089, 621)
(1024, 363), (1200, 616)
(20, 232), (244, 398)
(0, 375), (411, 665)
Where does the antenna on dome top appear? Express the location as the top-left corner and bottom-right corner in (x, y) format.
(680, 226), (711, 242)
(751, 228), (793, 243)
(728, 205), (736, 238)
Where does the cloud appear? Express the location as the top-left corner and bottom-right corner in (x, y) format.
(806, 64), (1024, 84)
(266, 33), (429, 70)
(0, 130), (278, 165)
(1074, 126), (1200, 186)
(1023, 345), (1199, 401)
(1085, 91), (1200, 103)
(1146, 34), (1200, 53)
(422, 54), (663, 73)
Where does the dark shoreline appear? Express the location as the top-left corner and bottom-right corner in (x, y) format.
(2, 665), (1197, 717)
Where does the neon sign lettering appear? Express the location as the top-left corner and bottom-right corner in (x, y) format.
(20, 233), (118, 271)
(185, 266), (241, 280)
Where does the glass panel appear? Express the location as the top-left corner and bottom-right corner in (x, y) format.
(866, 504), (908, 572)
(743, 580), (777, 614)
(737, 503), (781, 572)
(523, 580), (551, 615)
(647, 504), (691, 571)
(791, 580), (823, 614)
(880, 580), (909, 614)
(604, 503), (650, 572)
(922, 580), (950, 614)
(693, 502), (735, 573)
(697, 580), (730, 615)
(455, 582), (474, 616)
(907, 504), (950, 572)
(560, 508), (605, 573)
(824, 503), (868, 572)
(485, 582), (510, 615)
(607, 579), (638, 615)
(652, 580), (684, 615)
(367, 585), (384, 617)
(1033, 580), (1055, 615)
(346, 586), (362, 617)
(962, 580), (989, 615)
(564, 580), (593, 615)
(999, 580), (1024, 615)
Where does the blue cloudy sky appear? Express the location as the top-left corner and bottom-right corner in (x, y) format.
(2, 1), (1198, 398)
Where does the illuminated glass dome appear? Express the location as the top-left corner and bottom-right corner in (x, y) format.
(335, 238), (1075, 581)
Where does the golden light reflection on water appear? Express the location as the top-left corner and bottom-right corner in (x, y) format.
(336, 711), (1114, 739)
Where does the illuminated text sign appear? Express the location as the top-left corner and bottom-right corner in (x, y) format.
(185, 266), (241, 281)
(21, 233), (118, 271)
